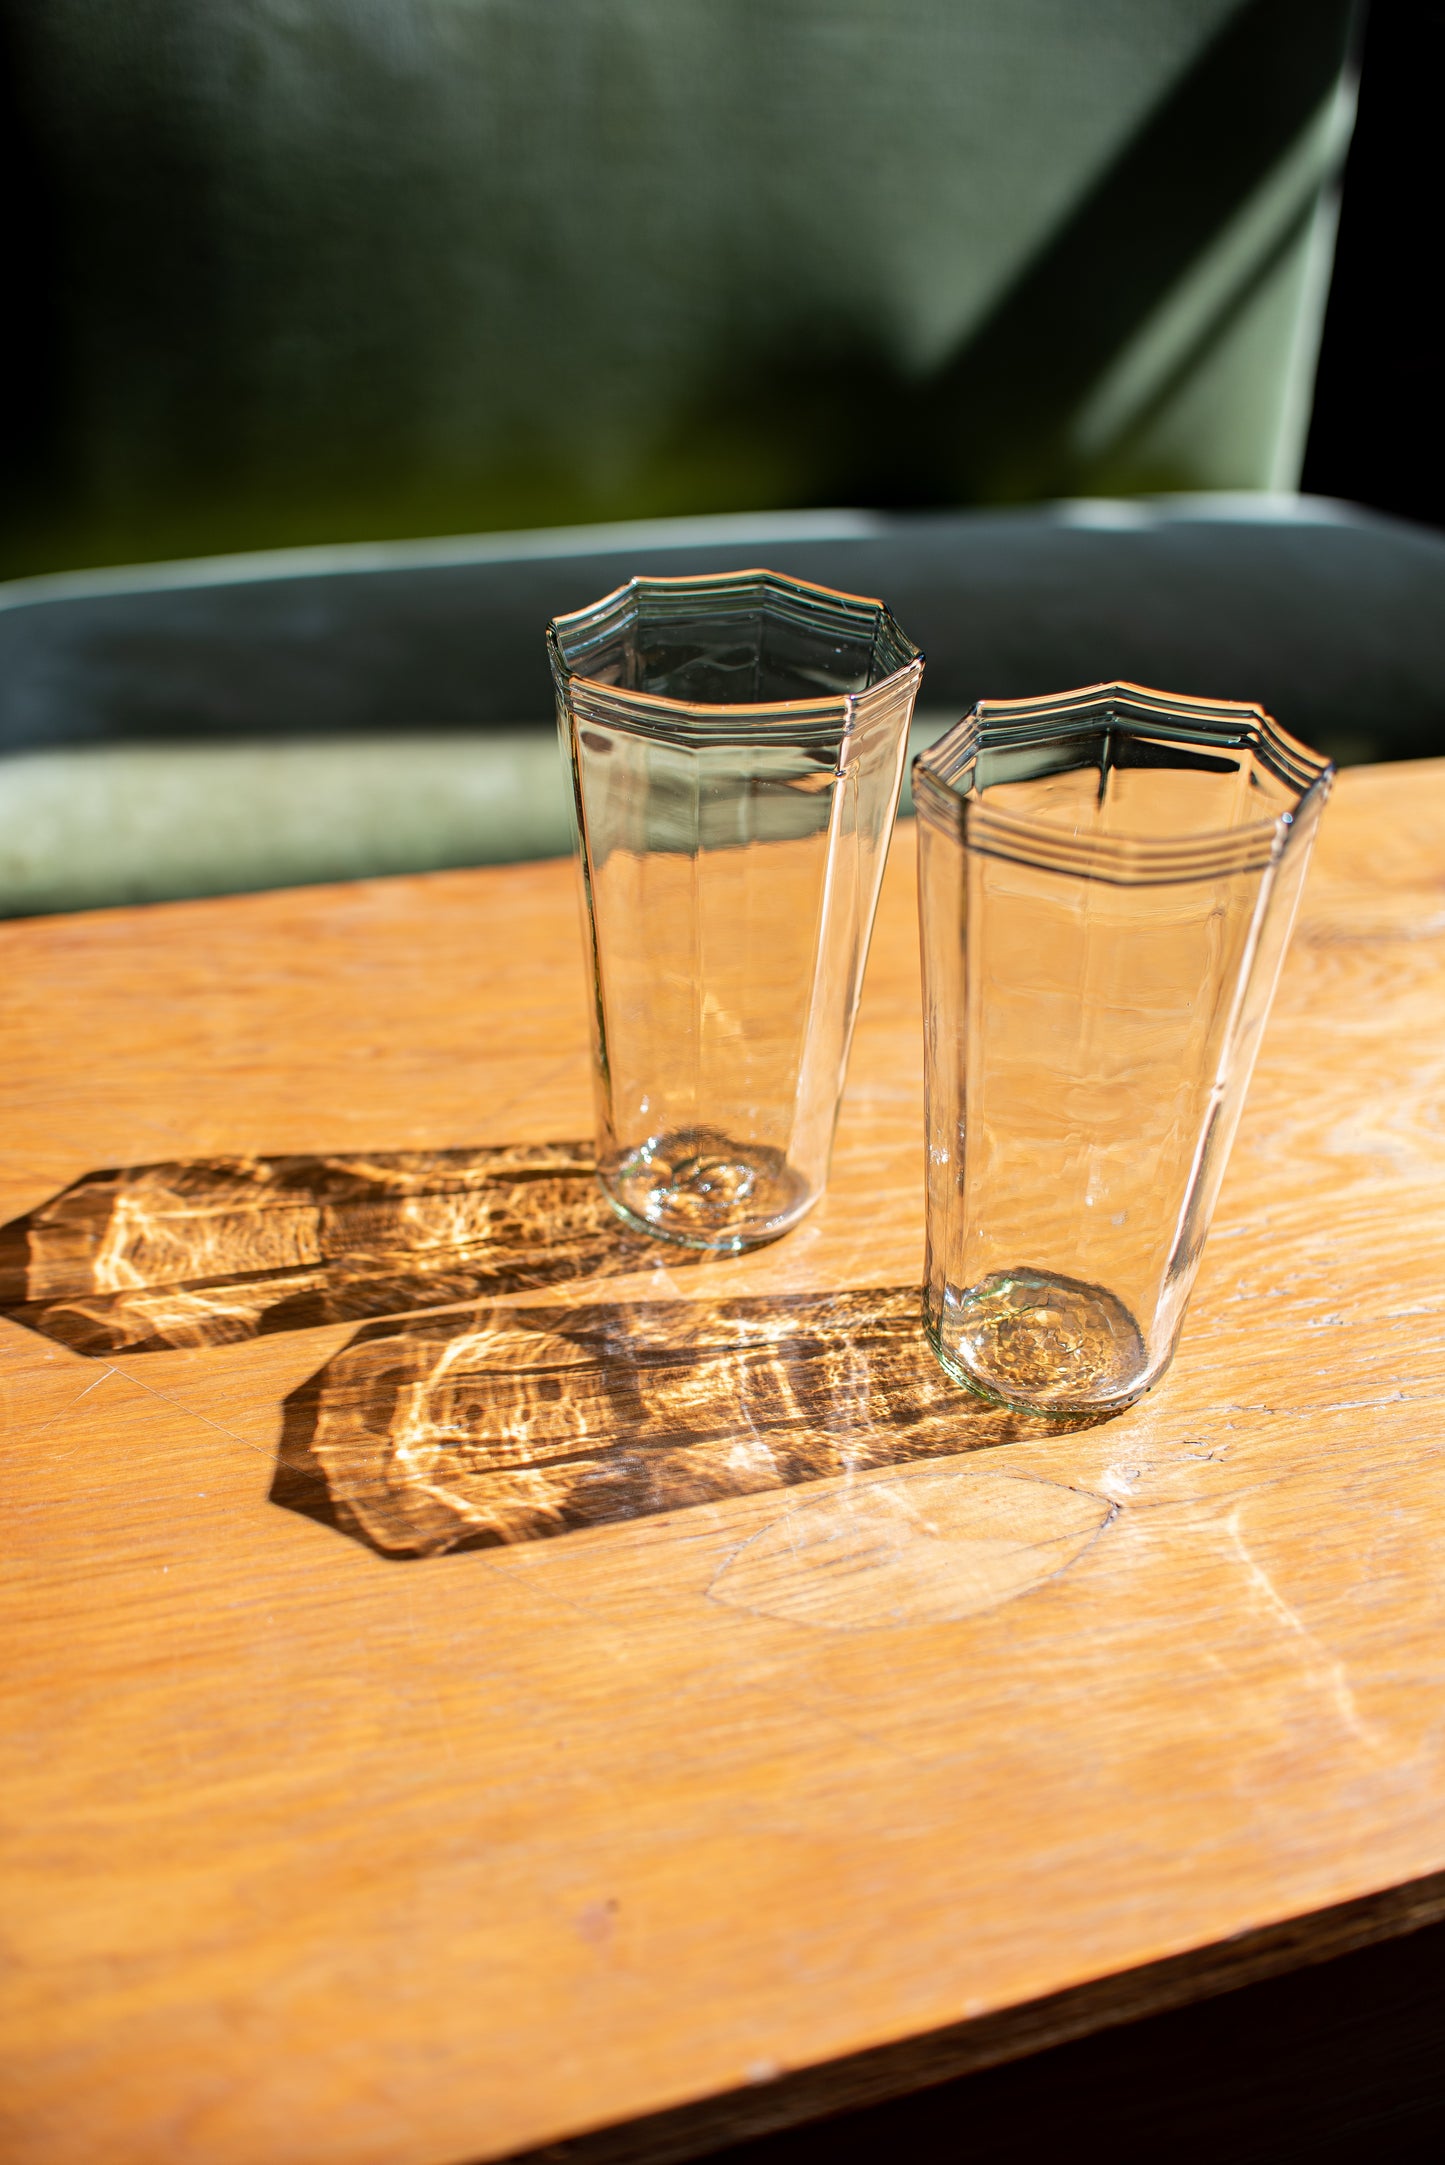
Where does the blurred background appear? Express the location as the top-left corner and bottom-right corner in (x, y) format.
(2, 0), (1442, 912)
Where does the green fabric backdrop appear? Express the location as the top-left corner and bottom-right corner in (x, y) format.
(2, 0), (1355, 579)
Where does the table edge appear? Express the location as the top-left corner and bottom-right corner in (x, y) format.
(500, 1867), (1445, 2165)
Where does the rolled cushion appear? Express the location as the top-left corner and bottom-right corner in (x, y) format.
(2, 496), (1441, 914)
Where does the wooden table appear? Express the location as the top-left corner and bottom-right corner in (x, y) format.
(4, 763), (1445, 2165)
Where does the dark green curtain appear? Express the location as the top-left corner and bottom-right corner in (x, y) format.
(2, 0), (1355, 578)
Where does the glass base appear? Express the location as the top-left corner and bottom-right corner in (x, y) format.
(602, 1129), (814, 1253)
(928, 1266), (1155, 1416)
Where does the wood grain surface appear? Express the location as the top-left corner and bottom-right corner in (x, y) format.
(3, 762), (1445, 2165)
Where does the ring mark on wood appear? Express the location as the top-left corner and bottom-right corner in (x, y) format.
(707, 1466), (1116, 1629)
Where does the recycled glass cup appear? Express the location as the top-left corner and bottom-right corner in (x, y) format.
(913, 682), (1332, 1416)
(549, 570), (923, 1251)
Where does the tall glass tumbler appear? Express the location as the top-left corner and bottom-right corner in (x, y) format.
(914, 682), (1332, 1416)
(549, 571), (923, 1251)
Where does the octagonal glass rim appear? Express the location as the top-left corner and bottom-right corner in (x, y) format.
(913, 680), (1334, 883)
(546, 567), (923, 732)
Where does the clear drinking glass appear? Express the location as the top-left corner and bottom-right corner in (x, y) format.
(549, 570), (923, 1251)
(914, 682), (1332, 1416)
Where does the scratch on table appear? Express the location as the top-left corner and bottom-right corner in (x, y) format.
(1226, 1506), (1384, 1757)
(117, 1364), (276, 1464)
(6, 1363), (117, 1455)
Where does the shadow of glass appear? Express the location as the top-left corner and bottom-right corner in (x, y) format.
(272, 1286), (1097, 1559)
(0, 1142), (689, 1354)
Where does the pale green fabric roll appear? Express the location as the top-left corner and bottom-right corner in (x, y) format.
(0, 734), (575, 916)
(9, 496), (1442, 920)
